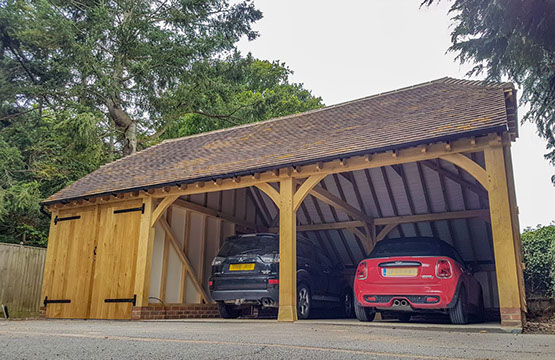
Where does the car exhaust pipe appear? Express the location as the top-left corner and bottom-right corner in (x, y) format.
(262, 298), (275, 307)
(400, 300), (408, 307)
(393, 299), (401, 306)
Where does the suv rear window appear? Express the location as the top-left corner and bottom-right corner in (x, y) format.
(217, 235), (278, 257)
(368, 237), (464, 264)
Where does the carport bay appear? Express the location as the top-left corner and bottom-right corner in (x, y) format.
(39, 78), (526, 328)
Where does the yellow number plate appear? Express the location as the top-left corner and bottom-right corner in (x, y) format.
(383, 267), (418, 277)
(229, 263), (255, 271)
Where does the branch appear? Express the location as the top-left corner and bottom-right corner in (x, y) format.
(0, 107), (39, 122)
(191, 111), (242, 125)
(137, 123), (169, 144)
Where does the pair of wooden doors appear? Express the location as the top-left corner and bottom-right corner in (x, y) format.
(42, 200), (143, 319)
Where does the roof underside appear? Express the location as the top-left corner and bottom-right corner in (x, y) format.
(45, 77), (516, 204)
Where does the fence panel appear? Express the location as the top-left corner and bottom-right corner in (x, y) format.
(0, 243), (46, 316)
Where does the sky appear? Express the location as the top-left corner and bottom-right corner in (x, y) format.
(234, 0), (555, 230)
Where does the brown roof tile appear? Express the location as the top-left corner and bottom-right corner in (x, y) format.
(44, 77), (516, 204)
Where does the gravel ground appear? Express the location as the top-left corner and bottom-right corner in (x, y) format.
(1, 319), (554, 360)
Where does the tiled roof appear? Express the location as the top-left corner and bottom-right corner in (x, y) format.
(44, 77), (516, 204)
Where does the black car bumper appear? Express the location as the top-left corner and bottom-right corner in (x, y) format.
(210, 287), (279, 302)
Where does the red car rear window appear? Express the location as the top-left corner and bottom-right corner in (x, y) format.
(368, 237), (465, 264)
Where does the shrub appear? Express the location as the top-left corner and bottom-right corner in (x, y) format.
(522, 224), (555, 299)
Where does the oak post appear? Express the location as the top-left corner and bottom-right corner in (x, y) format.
(485, 144), (525, 327)
(278, 176), (297, 322)
(134, 197), (156, 307)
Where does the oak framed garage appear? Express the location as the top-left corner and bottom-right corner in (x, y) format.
(40, 78), (526, 328)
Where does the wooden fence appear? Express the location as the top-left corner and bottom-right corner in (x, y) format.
(0, 243), (46, 317)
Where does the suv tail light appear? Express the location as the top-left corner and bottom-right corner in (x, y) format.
(435, 259), (453, 278)
(356, 261), (368, 280)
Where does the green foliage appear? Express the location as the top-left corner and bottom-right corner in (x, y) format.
(0, 109), (107, 246)
(0, 2), (323, 246)
(422, 0), (555, 183)
(522, 224), (555, 298)
(159, 55), (323, 139)
(0, 0), (263, 155)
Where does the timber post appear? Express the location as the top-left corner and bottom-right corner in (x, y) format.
(485, 140), (525, 327)
(133, 197), (156, 309)
(277, 176), (297, 322)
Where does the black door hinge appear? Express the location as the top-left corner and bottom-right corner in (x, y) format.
(113, 204), (145, 214)
(54, 215), (81, 225)
(104, 294), (136, 306)
(43, 296), (71, 307)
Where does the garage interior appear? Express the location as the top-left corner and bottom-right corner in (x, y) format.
(40, 78), (526, 327)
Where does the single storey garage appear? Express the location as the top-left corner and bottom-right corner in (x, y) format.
(40, 77), (525, 327)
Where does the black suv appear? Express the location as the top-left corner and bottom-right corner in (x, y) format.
(209, 233), (354, 319)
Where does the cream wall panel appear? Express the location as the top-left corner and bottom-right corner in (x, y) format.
(165, 249), (183, 303)
(149, 222), (165, 299)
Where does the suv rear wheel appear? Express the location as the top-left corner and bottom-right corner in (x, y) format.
(297, 283), (312, 319)
(218, 302), (240, 319)
(354, 299), (376, 322)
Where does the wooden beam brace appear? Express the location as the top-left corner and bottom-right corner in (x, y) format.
(376, 223), (397, 242)
(172, 198), (261, 232)
(158, 217), (210, 304)
(423, 159), (488, 199)
(440, 153), (488, 190)
(346, 227), (371, 254)
(151, 195), (180, 227)
(308, 184), (373, 225)
(255, 183), (281, 206)
(293, 174), (327, 211)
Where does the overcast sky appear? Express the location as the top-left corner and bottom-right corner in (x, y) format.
(234, 0), (555, 229)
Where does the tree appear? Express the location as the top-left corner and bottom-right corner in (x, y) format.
(0, 0), (262, 156)
(158, 54), (324, 140)
(422, 0), (555, 183)
(0, 109), (107, 246)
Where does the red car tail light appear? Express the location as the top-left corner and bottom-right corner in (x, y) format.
(435, 259), (453, 278)
(209, 280), (213, 286)
(268, 279), (279, 284)
(356, 261), (368, 280)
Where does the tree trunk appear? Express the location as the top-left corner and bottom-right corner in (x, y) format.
(106, 99), (136, 156)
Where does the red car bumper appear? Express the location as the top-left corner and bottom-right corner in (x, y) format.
(354, 281), (458, 310)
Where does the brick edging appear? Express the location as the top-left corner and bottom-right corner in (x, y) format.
(131, 304), (220, 320)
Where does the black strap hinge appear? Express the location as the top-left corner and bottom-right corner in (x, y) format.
(54, 215), (81, 225)
(104, 294), (136, 306)
(43, 296), (71, 307)
(113, 204), (145, 215)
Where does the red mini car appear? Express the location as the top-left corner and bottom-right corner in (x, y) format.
(353, 237), (484, 324)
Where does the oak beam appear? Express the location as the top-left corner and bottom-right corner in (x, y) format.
(485, 143), (525, 327)
(151, 195), (180, 227)
(278, 177), (297, 322)
(309, 184), (373, 225)
(374, 209), (490, 226)
(134, 197), (156, 307)
(376, 223), (397, 242)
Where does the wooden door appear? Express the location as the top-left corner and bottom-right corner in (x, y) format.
(88, 200), (143, 319)
(42, 206), (98, 319)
